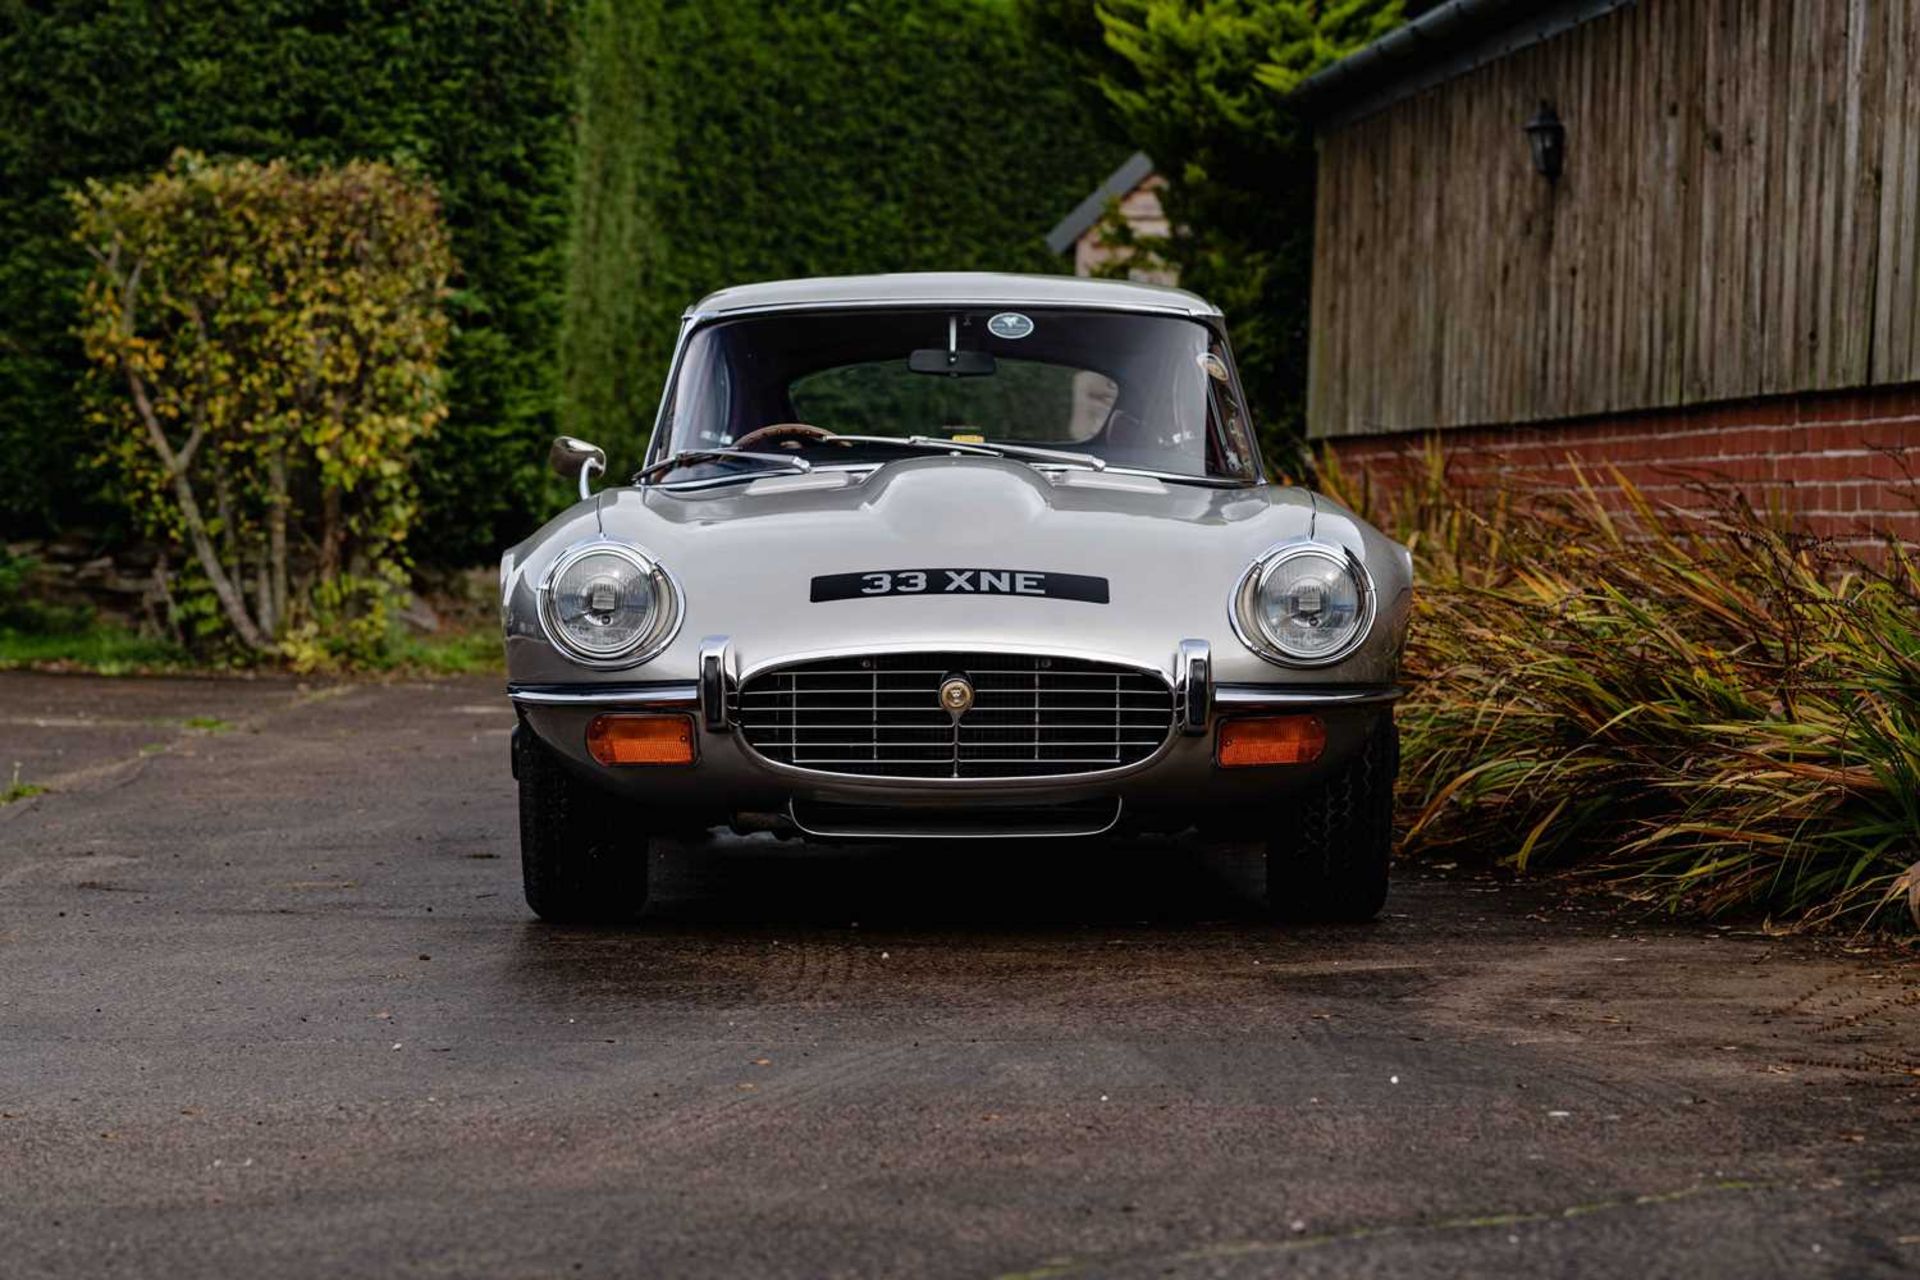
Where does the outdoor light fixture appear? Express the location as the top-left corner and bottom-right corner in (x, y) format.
(1525, 102), (1565, 180)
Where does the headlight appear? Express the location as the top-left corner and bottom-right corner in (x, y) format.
(1233, 543), (1374, 667)
(538, 541), (681, 666)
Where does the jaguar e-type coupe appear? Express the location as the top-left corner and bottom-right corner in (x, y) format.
(502, 274), (1411, 923)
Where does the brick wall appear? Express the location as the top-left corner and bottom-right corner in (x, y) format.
(1325, 384), (1920, 550)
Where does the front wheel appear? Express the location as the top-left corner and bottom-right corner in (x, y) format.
(1264, 716), (1398, 922)
(514, 726), (652, 924)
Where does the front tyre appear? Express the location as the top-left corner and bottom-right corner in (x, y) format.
(1265, 716), (1398, 922)
(514, 725), (651, 924)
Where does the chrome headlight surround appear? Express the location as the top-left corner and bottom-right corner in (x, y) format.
(536, 539), (683, 669)
(1230, 541), (1376, 668)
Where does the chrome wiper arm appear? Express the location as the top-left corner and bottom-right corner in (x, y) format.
(1095, 465), (1262, 488)
(633, 448), (813, 486)
(911, 436), (1107, 471)
(831, 434), (1106, 471)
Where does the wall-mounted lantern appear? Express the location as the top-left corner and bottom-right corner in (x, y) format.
(1524, 103), (1565, 180)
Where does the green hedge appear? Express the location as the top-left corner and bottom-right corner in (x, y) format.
(0, 0), (575, 565)
(4, 1), (1124, 563)
(564, 0), (1131, 465)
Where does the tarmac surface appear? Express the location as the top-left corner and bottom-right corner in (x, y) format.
(1, 669), (1915, 1278)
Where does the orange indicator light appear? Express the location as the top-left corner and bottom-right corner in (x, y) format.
(586, 714), (696, 766)
(1217, 715), (1327, 768)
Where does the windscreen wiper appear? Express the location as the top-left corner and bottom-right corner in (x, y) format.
(633, 449), (813, 486)
(831, 434), (1106, 471)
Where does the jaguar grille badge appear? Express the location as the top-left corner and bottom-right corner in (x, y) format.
(939, 675), (976, 721)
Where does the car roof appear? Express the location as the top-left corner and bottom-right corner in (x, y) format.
(687, 272), (1224, 323)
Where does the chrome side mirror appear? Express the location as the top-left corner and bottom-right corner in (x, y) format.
(549, 436), (607, 500)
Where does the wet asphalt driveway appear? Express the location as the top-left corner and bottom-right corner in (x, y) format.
(1, 670), (1915, 1278)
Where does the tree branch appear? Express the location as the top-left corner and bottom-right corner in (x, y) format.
(121, 358), (269, 652)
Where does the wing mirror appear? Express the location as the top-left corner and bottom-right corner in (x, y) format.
(549, 436), (607, 500)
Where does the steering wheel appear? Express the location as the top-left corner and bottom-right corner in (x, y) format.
(730, 422), (843, 451)
(1103, 410), (1171, 456)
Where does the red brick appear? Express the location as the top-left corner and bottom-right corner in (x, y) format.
(1728, 399), (1788, 428)
(1856, 421), (1918, 449)
(1858, 451), (1915, 482)
(1701, 455), (1781, 482)
(1777, 454), (1842, 483)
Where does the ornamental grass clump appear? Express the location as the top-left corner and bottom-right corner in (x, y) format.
(1326, 448), (1920, 931)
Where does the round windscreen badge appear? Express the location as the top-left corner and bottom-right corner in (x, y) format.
(987, 312), (1034, 340)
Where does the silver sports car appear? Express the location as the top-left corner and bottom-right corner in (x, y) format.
(502, 273), (1412, 923)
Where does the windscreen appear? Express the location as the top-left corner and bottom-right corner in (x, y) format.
(657, 307), (1258, 481)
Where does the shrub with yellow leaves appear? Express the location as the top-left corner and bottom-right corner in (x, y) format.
(73, 151), (452, 666)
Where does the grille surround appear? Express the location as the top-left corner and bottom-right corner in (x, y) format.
(737, 651), (1175, 780)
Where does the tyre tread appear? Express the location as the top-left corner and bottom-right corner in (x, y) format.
(1266, 716), (1398, 922)
(516, 727), (649, 923)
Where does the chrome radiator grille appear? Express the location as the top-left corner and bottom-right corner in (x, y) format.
(737, 652), (1174, 779)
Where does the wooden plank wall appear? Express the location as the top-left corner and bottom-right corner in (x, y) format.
(1306, 0), (1920, 439)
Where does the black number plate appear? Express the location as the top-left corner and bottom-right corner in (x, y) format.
(810, 568), (1109, 604)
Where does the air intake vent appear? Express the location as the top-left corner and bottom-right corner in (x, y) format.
(738, 652), (1173, 779)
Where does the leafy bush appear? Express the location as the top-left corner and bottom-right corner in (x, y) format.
(564, 0), (1134, 463)
(72, 153), (452, 664)
(1327, 449), (1920, 931)
(0, 0), (575, 564)
(0, 548), (91, 634)
(0, 548), (37, 628)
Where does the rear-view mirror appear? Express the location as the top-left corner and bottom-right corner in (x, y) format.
(908, 348), (996, 376)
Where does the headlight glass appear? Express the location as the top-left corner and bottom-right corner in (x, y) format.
(1237, 545), (1372, 665)
(541, 543), (678, 664)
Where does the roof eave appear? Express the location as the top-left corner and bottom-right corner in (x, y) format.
(1044, 151), (1157, 256)
(1291, 0), (1637, 132)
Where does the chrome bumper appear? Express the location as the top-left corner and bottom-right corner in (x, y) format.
(506, 638), (1405, 836)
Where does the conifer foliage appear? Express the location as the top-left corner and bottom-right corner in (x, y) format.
(1024, 0), (1402, 458)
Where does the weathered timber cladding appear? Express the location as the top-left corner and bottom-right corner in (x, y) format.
(1307, 0), (1920, 439)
